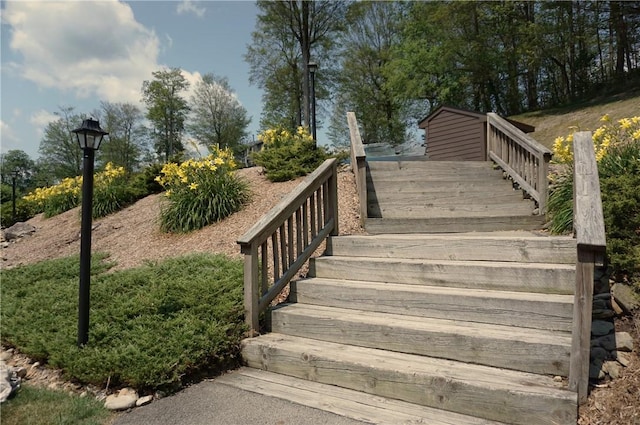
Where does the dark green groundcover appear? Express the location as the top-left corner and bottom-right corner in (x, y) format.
(1, 253), (247, 393)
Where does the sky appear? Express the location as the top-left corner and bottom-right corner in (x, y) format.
(0, 0), (266, 160)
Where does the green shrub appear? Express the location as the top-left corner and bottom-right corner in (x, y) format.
(0, 198), (36, 228)
(156, 147), (250, 233)
(1, 253), (246, 393)
(251, 126), (329, 182)
(130, 163), (165, 196)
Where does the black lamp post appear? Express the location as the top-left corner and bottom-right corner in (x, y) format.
(308, 61), (318, 143)
(11, 169), (19, 222)
(71, 118), (108, 347)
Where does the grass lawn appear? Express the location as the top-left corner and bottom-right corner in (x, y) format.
(1, 385), (112, 425)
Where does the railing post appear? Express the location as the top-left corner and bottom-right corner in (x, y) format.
(538, 152), (552, 214)
(569, 131), (606, 404)
(347, 112), (367, 225)
(241, 242), (259, 335)
(328, 160), (339, 236)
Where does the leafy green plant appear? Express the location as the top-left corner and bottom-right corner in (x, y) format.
(1, 253), (247, 393)
(156, 147), (250, 233)
(0, 198), (36, 227)
(130, 162), (165, 196)
(251, 126), (329, 182)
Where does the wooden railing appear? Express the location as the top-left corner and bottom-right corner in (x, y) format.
(347, 112), (367, 224)
(486, 113), (553, 214)
(568, 131), (607, 404)
(237, 158), (339, 334)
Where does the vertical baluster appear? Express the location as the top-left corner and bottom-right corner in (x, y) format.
(310, 194), (317, 238)
(261, 241), (268, 296)
(279, 224), (287, 273)
(323, 181), (330, 227)
(302, 200), (309, 248)
(295, 207), (303, 257)
(271, 233), (279, 282)
(287, 216), (294, 266)
(316, 187), (323, 232)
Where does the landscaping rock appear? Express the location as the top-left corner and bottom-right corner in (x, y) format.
(612, 283), (639, 312)
(591, 347), (609, 364)
(616, 352), (631, 367)
(615, 332), (634, 352)
(3, 223), (36, 241)
(136, 395), (153, 407)
(592, 309), (615, 319)
(0, 364), (21, 403)
(591, 320), (614, 336)
(602, 361), (622, 379)
(104, 388), (138, 411)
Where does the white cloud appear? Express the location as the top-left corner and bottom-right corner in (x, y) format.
(3, 0), (160, 105)
(29, 109), (59, 139)
(177, 0), (206, 18)
(1, 120), (19, 143)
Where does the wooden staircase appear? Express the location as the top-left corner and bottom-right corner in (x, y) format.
(365, 159), (545, 234)
(224, 159), (583, 425)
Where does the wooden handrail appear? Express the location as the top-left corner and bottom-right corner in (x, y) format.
(569, 131), (606, 404)
(486, 113), (553, 214)
(238, 158), (339, 333)
(347, 112), (367, 224)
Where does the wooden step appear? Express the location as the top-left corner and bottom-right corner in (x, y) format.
(241, 334), (577, 425)
(368, 200), (536, 219)
(310, 256), (575, 294)
(367, 160), (496, 172)
(271, 303), (571, 375)
(368, 190), (526, 207)
(217, 368), (508, 425)
(367, 180), (513, 194)
(290, 278), (574, 331)
(327, 233), (576, 264)
(364, 216), (545, 233)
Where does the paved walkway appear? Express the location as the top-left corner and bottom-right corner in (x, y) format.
(112, 377), (368, 425)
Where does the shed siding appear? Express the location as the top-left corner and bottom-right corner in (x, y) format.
(426, 110), (485, 160)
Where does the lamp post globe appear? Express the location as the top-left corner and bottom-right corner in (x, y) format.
(72, 118), (108, 347)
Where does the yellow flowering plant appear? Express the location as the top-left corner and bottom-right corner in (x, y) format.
(23, 162), (130, 219)
(548, 115), (640, 283)
(252, 126), (328, 182)
(155, 146), (249, 233)
(552, 115), (640, 164)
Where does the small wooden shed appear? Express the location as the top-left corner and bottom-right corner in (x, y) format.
(418, 106), (535, 161)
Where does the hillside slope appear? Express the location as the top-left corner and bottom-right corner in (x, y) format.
(511, 90), (640, 149)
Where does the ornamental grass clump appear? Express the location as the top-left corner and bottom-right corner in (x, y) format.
(252, 126), (329, 182)
(156, 147), (250, 233)
(547, 115), (640, 282)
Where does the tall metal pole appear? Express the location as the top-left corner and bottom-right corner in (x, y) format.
(78, 148), (95, 347)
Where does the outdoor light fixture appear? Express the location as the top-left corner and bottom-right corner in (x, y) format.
(308, 62), (318, 143)
(72, 118), (108, 150)
(71, 118), (108, 347)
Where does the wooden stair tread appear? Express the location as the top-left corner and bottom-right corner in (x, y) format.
(242, 333), (577, 425)
(271, 303), (571, 375)
(310, 256), (575, 295)
(364, 216), (545, 233)
(291, 278), (573, 331)
(217, 367), (508, 425)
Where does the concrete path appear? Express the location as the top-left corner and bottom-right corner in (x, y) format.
(112, 377), (369, 425)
